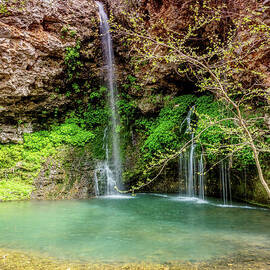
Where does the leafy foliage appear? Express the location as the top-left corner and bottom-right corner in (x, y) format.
(0, 0), (25, 15)
(0, 0), (8, 14)
(142, 95), (197, 159)
(0, 180), (33, 201)
(0, 120), (94, 201)
(61, 25), (77, 39)
(118, 93), (137, 126)
(111, 0), (270, 195)
(64, 41), (83, 81)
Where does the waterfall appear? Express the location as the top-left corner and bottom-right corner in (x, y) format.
(93, 128), (117, 195)
(95, 1), (122, 195)
(179, 106), (205, 199)
(187, 133), (196, 197)
(186, 106), (195, 133)
(94, 160), (116, 196)
(179, 108), (236, 204)
(94, 169), (100, 196)
(198, 153), (204, 200)
(179, 152), (188, 194)
(186, 106), (197, 197)
(219, 161), (232, 205)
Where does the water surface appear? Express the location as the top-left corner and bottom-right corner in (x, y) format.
(0, 194), (269, 263)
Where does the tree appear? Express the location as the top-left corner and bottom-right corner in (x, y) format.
(111, 0), (270, 197)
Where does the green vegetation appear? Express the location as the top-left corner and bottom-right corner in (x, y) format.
(61, 25), (77, 39)
(136, 94), (254, 165)
(0, 0), (8, 14)
(65, 41), (83, 81)
(112, 0), (270, 196)
(0, 121), (94, 201)
(0, 0), (25, 15)
(141, 95), (197, 159)
(0, 0), (269, 203)
(120, 90), (263, 193)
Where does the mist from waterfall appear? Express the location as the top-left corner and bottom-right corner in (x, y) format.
(95, 1), (122, 195)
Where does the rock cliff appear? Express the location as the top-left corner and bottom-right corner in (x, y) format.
(106, 0), (270, 114)
(0, 0), (99, 143)
(1, 0), (269, 140)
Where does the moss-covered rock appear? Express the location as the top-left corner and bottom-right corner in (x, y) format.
(31, 145), (95, 200)
(0, 120), (95, 201)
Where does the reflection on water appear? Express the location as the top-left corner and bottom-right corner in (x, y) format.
(0, 194), (269, 263)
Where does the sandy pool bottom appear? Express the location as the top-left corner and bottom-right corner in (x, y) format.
(0, 248), (269, 270)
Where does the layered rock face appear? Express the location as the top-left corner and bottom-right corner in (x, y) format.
(0, 0), (99, 143)
(106, 0), (195, 114)
(1, 0), (268, 137)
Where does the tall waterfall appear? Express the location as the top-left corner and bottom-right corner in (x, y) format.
(95, 1), (122, 195)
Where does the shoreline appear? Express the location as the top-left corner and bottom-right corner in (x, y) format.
(0, 248), (269, 270)
(1, 194), (269, 208)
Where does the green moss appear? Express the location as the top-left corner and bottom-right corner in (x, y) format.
(0, 181), (33, 201)
(0, 120), (94, 201)
(194, 95), (256, 166)
(141, 95), (197, 159)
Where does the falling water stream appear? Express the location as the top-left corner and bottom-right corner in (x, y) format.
(198, 153), (205, 200)
(187, 132), (196, 197)
(96, 1), (122, 195)
(179, 106), (203, 198)
(220, 160), (232, 205)
(179, 107), (233, 204)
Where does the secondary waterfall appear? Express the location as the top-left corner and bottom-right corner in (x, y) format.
(198, 153), (205, 200)
(219, 160), (232, 205)
(179, 106), (205, 199)
(187, 132), (196, 197)
(95, 1), (122, 195)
